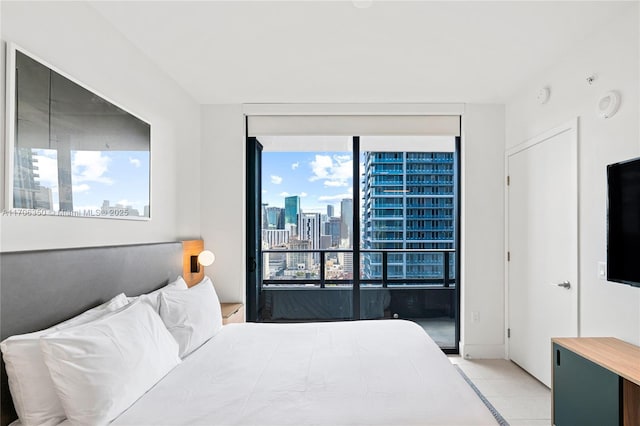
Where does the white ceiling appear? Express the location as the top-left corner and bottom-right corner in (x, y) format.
(90, 1), (634, 105)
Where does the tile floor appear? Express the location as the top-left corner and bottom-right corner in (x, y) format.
(449, 356), (552, 426)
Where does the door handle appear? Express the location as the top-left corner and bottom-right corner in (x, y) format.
(556, 280), (571, 289)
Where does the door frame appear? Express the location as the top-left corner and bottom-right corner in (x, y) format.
(504, 118), (580, 359)
(245, 134), (263, 322)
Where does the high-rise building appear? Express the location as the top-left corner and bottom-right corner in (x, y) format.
(264, 247), (287, 279)
(262, 203), (270, 229)
(324, 217), (342, 247)
(337, 252), (353, 277)
(298, 213), (321, 249)
(284, 196), (301, 236)
(286, 239), (312, 271)
(340, 198), (353, 247)
(361, 151), (455, 280)
(299, 212), (322, 264)
(265, 206), (285, 229)
(327, 204), (334, 218)
(13, 148), (40, 209)
(262, 229), (290, 248)
(320, 235), (332, 250)
(35, 186), (53, 210)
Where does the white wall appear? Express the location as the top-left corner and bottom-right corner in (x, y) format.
(200, 104), (507, 350)
(200, 105), (246, 304)
(0, 1), (201, 252)
(506, 8), (640, 345)
(461, 104), (506, 358)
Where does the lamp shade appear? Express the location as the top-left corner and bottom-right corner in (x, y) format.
(198, 250), (215, 267)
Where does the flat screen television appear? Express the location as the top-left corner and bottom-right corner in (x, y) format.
(607, 156), (640, 287)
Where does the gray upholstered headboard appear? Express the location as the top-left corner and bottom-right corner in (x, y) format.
(0, 242), (184, 425)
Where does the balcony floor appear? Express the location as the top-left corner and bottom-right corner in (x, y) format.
(410, 316), (456, 349)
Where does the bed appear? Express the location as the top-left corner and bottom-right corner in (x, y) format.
(0, 242), (497, 426)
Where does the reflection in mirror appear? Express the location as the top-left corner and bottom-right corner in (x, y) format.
(12, 49), (150, 218)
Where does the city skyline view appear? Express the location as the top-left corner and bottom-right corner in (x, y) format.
(261, 151), (353, 214)
(261, 148), (456, 285)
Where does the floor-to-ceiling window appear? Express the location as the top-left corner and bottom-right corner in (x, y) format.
(259, 136), (355, 321)
(359, 137), (459, 350)
(246, 115), (461, 352)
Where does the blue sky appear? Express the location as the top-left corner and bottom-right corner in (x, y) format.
(33, 149), (149, 215)
(262, 151), (354, 214)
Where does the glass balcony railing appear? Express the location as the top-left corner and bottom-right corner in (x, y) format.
(261, 248), (456, 288)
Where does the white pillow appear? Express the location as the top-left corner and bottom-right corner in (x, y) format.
(129, 276), (189, 311)
(159, 276), (222, 358)
(0, 293), (128, 426)
(40, 300), (181, 425)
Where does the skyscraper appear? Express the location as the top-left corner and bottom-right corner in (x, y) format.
(361, 151), (455, 280)
(13, 147), (40, 209)
(340, 198), (353, 247)
(325, 217), (342, 248)
(265, 206), (284, 229)
(284, 195), (300, 236)
(262, 229), (290, 247)
(327, 204), (334, 218)
(298, 213), (321, 250)
(262, 203), (270, 229)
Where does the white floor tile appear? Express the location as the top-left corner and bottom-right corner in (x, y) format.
(489, 396), (551, 420)
(449, 357), (552, 425)
(471, 377), (550, 398)
(506, 419), (551, 426)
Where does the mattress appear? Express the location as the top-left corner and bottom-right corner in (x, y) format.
(112, 320), (497, 425)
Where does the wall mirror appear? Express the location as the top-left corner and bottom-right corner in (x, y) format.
(5, 45), (151, 219)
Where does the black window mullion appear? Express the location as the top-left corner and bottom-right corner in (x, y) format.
(454, 134), (461, 353)
(352, 136), (361, 320)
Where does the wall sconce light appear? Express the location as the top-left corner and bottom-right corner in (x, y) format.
(190, 250), (215, 273)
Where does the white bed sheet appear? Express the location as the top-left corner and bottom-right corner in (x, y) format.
(113, 320), (497, 425)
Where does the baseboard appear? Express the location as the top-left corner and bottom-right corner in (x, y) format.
(460, 343), (505, 359)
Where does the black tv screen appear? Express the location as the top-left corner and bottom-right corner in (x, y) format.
(607, 156), (640, 287)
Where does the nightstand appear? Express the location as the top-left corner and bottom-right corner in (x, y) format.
(220, 303), (244, 325)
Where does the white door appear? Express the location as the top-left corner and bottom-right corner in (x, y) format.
(507, 120), (579, 387)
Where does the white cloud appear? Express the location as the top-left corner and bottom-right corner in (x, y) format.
(318, 193), (353, 202)
(33, 150), (115, 188)
(300, 192), (308, 197)
(309, 154), (352, 187)
(33, 152), (59, 188)
(129, 157), (141, 168)
(72, 184), (91, 193)
(73, 151), (113, 185)
(309, 155), (333, 181)
(262, 189), (268, 193)
(279, 191), (291, 197)
(291, 162), (299, 170)
(271, 175), (283, 184)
